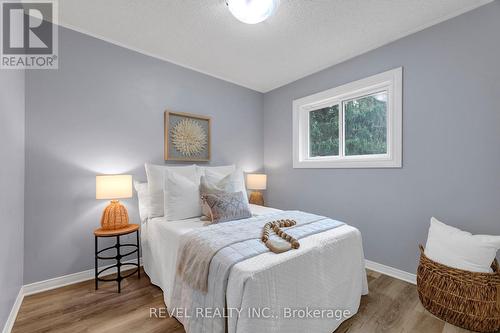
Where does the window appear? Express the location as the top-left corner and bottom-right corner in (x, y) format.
(293, 68), (402, 168)
(309, 105), (339, 157)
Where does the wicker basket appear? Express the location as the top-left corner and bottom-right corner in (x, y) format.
(417, 245), (500, 332)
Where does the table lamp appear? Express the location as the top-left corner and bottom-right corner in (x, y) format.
(246, 174), (267, 206)
(96, 175), (133, 230)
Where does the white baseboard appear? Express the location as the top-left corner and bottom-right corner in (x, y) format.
(24, 258), (143, 296)
(365, 259), (416, 285)
(2, 287), (24, 333)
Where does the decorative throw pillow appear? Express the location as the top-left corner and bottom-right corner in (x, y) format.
(425, 217), (500, 273)
(163, 170), (202, 221)
(202, 191), (252, 224)
(145, 163), (198, 217)
(199, 175), (225, 217)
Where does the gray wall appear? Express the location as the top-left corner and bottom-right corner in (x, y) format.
(0, 70), (25, 328)
(25, 27), (264, 284)
(263, 2), (500, 274)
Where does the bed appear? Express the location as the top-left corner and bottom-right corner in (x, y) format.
(141, 204), (368, 333)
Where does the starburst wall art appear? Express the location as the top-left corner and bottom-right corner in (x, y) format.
(164, 111), (211, 161)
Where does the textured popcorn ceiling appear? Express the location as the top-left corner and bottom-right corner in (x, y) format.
(58, 0), (492, 92)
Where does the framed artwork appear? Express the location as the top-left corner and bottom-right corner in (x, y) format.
(164, 111), (211, 161)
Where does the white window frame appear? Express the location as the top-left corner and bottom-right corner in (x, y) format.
(293, 67), (402, 169)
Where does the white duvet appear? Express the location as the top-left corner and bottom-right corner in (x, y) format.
(142, 205), (368, 333)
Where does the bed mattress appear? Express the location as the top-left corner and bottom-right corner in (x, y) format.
(142, 204), (283, 306)
(141, 205), (368, 333)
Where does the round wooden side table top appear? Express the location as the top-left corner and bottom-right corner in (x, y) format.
(94, 224), (139, 237)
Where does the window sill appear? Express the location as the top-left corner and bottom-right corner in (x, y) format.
(293, 156), (402, 169)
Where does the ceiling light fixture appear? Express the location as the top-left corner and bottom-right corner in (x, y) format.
(226, 0), (280, 24)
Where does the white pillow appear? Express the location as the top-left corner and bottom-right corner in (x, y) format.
(164, 170), (201, 221)
(144, 163), (198, 217)
(425, 217), (500, 273)
(196, 165), (235, 178)
(204, 168), (248, 203)
(133, 181), (150, 223)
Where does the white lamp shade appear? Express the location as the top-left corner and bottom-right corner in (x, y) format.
(96, 175), (133, 200)
(246, 174), (267, 190)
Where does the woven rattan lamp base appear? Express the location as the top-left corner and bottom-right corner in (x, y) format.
(100, 200), (129, 230)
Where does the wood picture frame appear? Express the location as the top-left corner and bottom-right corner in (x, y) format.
(164, 111), (211, 161)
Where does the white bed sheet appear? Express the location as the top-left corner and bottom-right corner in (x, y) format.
(142, 205), (368, 333)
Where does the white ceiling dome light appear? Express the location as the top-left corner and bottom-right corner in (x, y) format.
(226, 0), (280, 24)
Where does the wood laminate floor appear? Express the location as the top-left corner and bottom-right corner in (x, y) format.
(12, 269), (473, 333)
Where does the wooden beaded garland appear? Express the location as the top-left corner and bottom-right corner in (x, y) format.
(261, 219), (300, 253)
(262, 222), (274, 243)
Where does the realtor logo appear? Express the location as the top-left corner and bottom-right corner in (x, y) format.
(1, 0), (58, 69)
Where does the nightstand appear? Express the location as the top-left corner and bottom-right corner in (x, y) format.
(94, 224), (140, 293)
